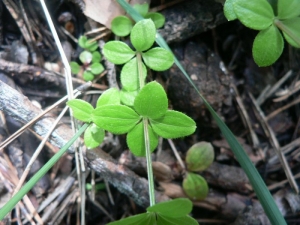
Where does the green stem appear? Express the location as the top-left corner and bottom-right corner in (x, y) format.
(137, 52), (155, 206)
(143, 118), (156, 206)
(274, 19), (300, 47)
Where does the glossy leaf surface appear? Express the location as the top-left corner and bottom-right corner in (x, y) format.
(92, 105), (140, 134)
(67, 99), (94, 122)
(142, 47), (174, 71)
(253, 25), (283, 66)
(150, 110), (196, 139)
(103, 41), (135, 64)
(127, 122), (158, 156)
(130, 19), (156, 51)
(134, 81), (168, 119)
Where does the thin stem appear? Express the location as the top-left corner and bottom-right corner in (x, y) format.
(137, 52), (155, 206)
(136, 52), (144, 89)
(143, 118), (156, 206)
(274, 19), (300, 47)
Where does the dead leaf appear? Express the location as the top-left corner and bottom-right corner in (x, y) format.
(83, 0), (150, 28)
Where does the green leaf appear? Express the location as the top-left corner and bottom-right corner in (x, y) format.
(133, 3), (149, 17)
(85, 39), (98, 52)
(150, 110), (196, 139)
(83, 71), (94, 81)
(92, 51), (102, 63)
(70, 61), (81, 74)
(278, 0), (300, 19)
(107, 212), (155, 225)
(120, 89), (138, 106)
(130, 19), (156, 51)
(126, 121), (158, 156)
(96, 88), (120, 107)
(233, 0), (274, 30)
(157, 215), (198, 225)
(134, 81), (168, 119)
(67, 99), (94, 122)
(253, 25), (284, 66)
(121, 57), (146, 91)
(142, 47), (174, 71)
(92, 105), (140, 134)
(90, 62), (104, 74)
(111, 16), (133, 37)
(80, 50), (93, 64)
(84, 123), (105, 149)
(224, 0), (237, 21)
(183, 173), (209, 200)
(281, 17), (300, 48)
(103, 41), (135, 64)
(78, 36), (87, 49)
(145, 12), (165, 29)
(147, 198), (192, 217)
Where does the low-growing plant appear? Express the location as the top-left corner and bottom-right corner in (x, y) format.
(70, 36), (104, 81)
(111, 3), (165, 36)
(67, 19), (198, 224)
(114, 1), (287, 224)
(224, 0), (300, 66)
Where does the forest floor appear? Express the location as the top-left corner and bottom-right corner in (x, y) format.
(0, 0), (300, 224)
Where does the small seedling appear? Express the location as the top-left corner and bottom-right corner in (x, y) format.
(70, 36), (104, 81)
(183, 142), (214, 200)
(67, 19), (198, 224)
(224, 0), (300, 66)
(111, 3), (165, 36)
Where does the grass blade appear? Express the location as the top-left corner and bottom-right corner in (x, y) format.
(116, 1), (287, 224)
(0, 123), (89, 220)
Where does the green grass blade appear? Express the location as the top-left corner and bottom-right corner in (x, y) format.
(0, 123), (89, 220)
(116, 1), (287, 224)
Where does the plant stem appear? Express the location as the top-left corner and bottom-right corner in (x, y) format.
(137, 52), (156, 206)
(274, 19), (300, 47)
(137, 52), (144, 89)
(143, 118), (156, 206)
